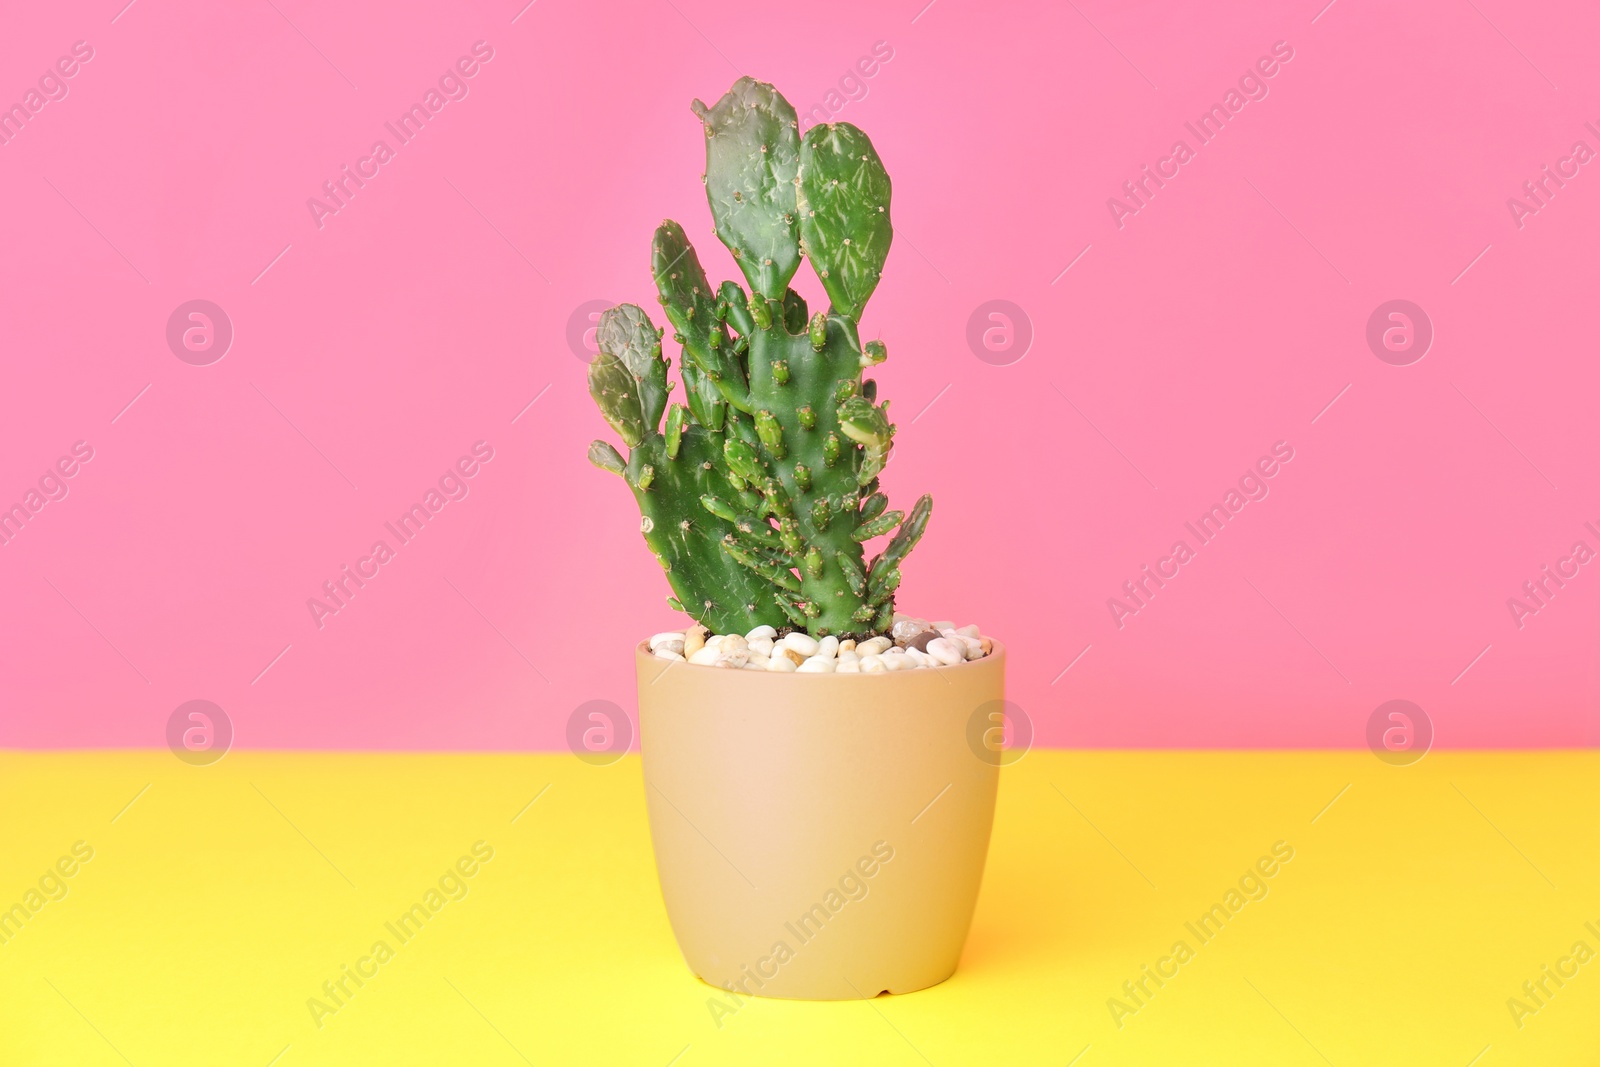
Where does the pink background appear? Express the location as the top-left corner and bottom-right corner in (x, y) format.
(2, 0), (1596, 749)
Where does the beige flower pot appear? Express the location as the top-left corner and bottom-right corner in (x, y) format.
(635, 640), (1006, 1001)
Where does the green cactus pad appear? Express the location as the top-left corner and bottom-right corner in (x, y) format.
(652, 221), (746, 409)
(597, 304), (669, 432)
(692, 78), (802, 302)
(797, 122), (892, 322)
(587, 350), (646, 447)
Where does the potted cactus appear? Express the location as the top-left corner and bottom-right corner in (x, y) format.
(586, 77), (1005, 1001)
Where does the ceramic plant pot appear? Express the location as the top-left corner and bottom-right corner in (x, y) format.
(636, 640), (1006, 1001)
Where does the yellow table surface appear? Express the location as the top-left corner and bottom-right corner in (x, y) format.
(1, 750), (1595, 1066)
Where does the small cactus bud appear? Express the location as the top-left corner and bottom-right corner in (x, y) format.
(869, 567), (902, 604)
(772, 360), (790, 384)
(805, 547), (824, 579)
(765, 478), (794, 518)
(724, 439), (764, 484)
(755, 410), (786, 459)
(778, 516), (804, 555)
(863, 339), (887, 366)
(852, 509), (903, 541)
(834, 378), (858, 402)
(637, 464), (656, 490)
(750, 297), (772, 330)
(811, 497), (832, 531)
(794, 464), (812, 491)
(665, 405), (686, 459)
(778, 598), (808, 628)
(836, 552), (866, 596)
(701, 494), (737, 521)
(797, 405), (817, 429)
(809, 311), (828, 350)
(824, 433), (841, 467)
(587, 440), (626, 476)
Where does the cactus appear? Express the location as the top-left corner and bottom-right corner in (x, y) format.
(587, 77), (932, 637)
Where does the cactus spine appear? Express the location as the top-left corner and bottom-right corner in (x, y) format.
(587, 77), (932, 637)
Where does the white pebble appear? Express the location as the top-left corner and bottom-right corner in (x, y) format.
(858, 636), (892, 656)
(689, 646), (720, 666)
(836, 650), (860, 665)
(653, 648), (684, 661)
(783, 633), (820, 657)
(883, 654), (916, 671)
(766, 654), (797, 672)
(704, 635), (727, 653)
(945, 633), (980, 653)
(816, 635), (839, 660)
(860, 654), (886, 672)
(838, 638), (856, 652)
(964, 643), (985, 661)
(931, 620), (955, 632)
(926, 638), (964, 666)
(796, 655), (835, 673)
(742, 659), (767, 671)
(716, 649), (750, 669)
(836, 659), (860, 673)
(955, 624), (981, 638)
(745, 625), (777, 642)
(905, 647), (932, 667)
(650, 632), (685, 652)
(749, 637), (774, 656)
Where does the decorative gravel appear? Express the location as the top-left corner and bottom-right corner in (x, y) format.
(647, 614), (992, 672)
